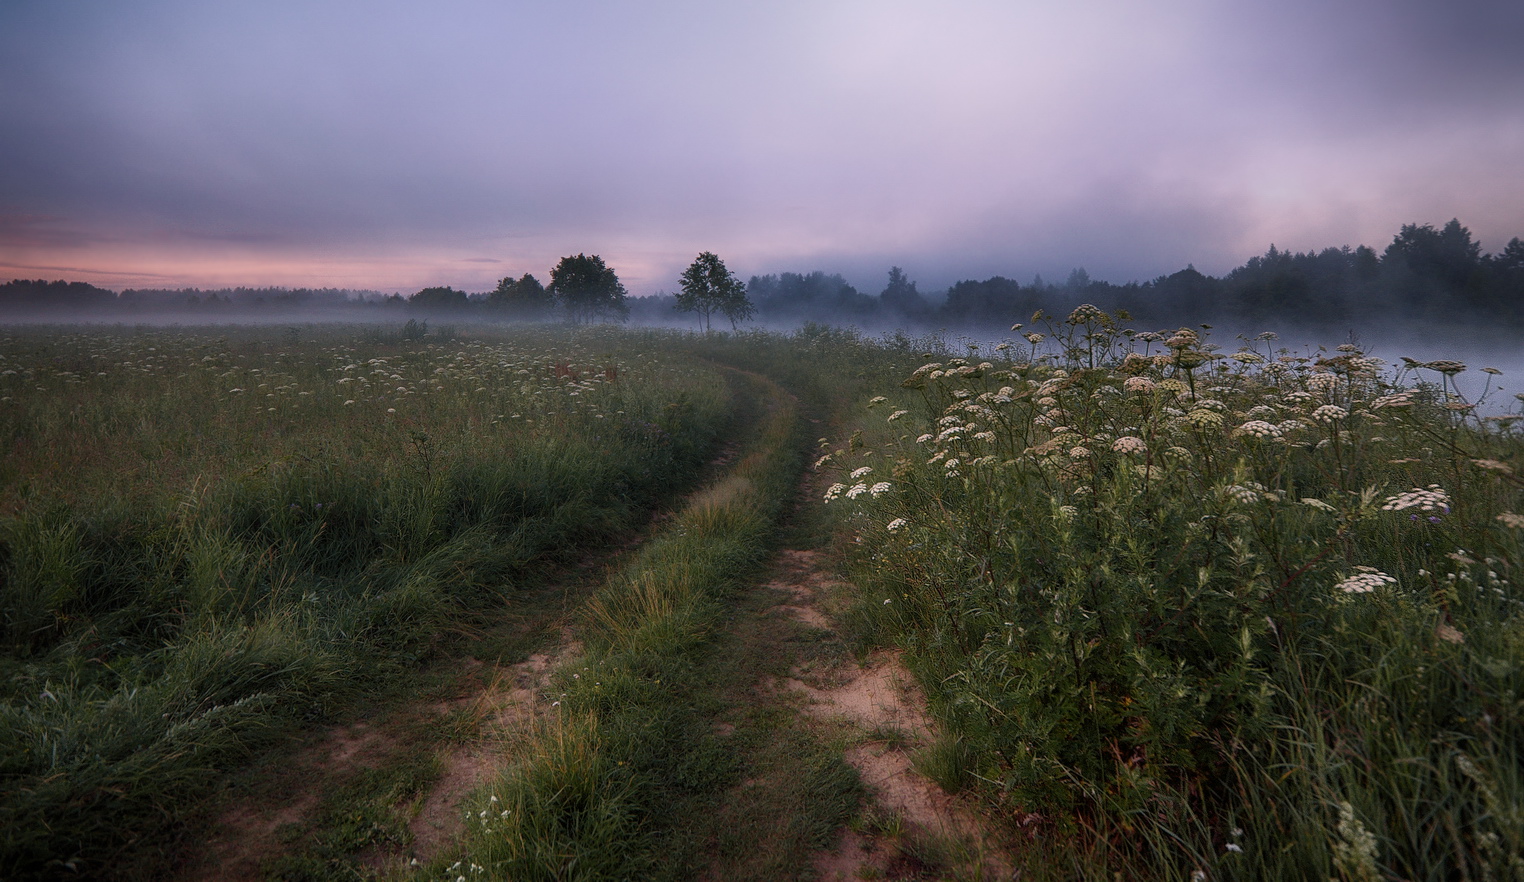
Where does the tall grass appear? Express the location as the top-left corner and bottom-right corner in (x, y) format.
(826, 308), (1524, 878)
(0, 325), (732, 879)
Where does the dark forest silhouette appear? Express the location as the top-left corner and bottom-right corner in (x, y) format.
(4, 219), (1520, 331)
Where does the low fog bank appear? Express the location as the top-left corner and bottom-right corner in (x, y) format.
(3, 219), (1519, 395)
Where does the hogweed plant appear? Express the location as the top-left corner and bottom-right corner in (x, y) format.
(824, 306), (1524, 879)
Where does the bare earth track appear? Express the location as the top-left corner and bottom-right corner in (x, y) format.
(759, 549), (1016, 881)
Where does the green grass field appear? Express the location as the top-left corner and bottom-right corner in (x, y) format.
(2, 317), (1520, 881)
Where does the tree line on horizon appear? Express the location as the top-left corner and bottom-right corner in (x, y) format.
(3, 219), (1520, 331)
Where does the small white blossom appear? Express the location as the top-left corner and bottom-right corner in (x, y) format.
(1336, 567), (1396, 594)
(1381, 485), (1450, 513)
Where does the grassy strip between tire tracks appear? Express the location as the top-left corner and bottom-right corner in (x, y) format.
(425, 366), (864, 881)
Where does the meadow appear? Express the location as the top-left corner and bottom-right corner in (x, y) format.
(1, 316), (1520, 880)
(824, 308), (1524, 879)
(0, 323), (734, 878)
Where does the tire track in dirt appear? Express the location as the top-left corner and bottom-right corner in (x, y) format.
(177, 442), (746, 881)
(760, 548), (1017, 880)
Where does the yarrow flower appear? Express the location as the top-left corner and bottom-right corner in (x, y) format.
(1124, 376), (1155, 394)
(1307, 373), (1340, 395)
(850, 466), (873, 479)
(824, 483), (846, 502)
(886, 517), (907, 532)
(1236, 419), (1282, 438)
(1336, 567), (1397, 594)
(1381, 484), (1451, 513)
(1068, 446), (1091, 459)
(1185, 409), (1224, 429)
(869, 482), (892, 497)
(1312, 404), (1348, 423)
(1224, 482), (1270, 504)
(887, 410), (909, 422)
(845, 482), (869, 499)
(1371, 391), (1415, 409)
(1111, 436), (1147, 454)
(1495, 512), (1524, 529)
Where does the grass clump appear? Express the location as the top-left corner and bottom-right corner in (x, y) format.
(825, 307), (1524, 878)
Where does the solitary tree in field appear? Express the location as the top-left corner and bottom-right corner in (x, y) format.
(676, 251), (752, 332)
(549, 254), (628, 325)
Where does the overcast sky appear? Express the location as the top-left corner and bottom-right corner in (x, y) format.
(2, 0), (1522, 295)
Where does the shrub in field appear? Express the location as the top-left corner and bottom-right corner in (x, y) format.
(827, 307), (1524, 878)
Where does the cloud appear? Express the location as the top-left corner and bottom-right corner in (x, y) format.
(2, 0), (1522, 292)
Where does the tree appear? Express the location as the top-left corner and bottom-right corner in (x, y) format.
(407, 286), (469, 311)
(880, 266), (928, 319)
(675, 251), (752, 332)
(549, 254), (628, 325)
(487, 273), (551, 320)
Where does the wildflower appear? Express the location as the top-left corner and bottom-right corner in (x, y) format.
(1471, 459), (1513, 474)
(1419, 359), (1467, 375)
(846, 483), (869, 499)
(1435, 623), (1466, 644)
(1307, 372), (1340, 395)
(1068, 446), (1091, 459)
(867, 396), (887, 407)
(1236, 419), (1281, 438)
(1301, 497), (1338, 513)
(1230, 351), (1264, 364)
(1185, 409), (1224, 429)
(1024, 332), (1045, 345)
(869, 482), (892, 497)
(944, 458), (961, 471)
(1371, 391), (1415, 409)
(851, 466), (873, 479)
(1166, 329), (1199, 349)
(1498, 512), (1524, 529)
(1381, 485), (1450, 513)
(1066, 303), (1106, 324)
(1124, 376), (1155, 394)
(1312, 404), (1347, 423)
(1332, 801), (1381, 882)
(916, 433), (934, 444)
(887, 409), (909, 421)
(1224, 482), (1269, 504)
(1335, 567), (1396, 594)
(823, 483), (846, 502)
(1112, 436), (1146, 454)
(886, 517), (907, 532)
(343, 399), (355, 406)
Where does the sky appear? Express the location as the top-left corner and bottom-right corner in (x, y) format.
(2, 0), (1523, 296)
